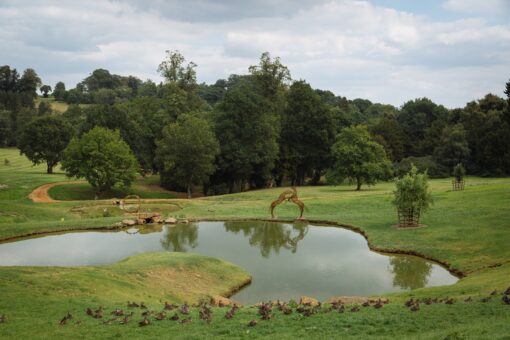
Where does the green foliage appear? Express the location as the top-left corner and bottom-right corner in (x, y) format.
(52, 81), (66, 101)
(156, 114), (219, 198)
(18, 116), (73, 173)
(460, 94), (510, 176)
(213, 80), (279, 191)
(371, 115), (404, 161)
(37, 100), (52, 115)
(279, 80), (336, 185)
(248, 51), (291, 98)
(39, 84), (51, 97)
(392, 165), (433, 216)
(328, 125), (392, 190)
(433, 124), (470, 170)
(395, 155), (448, 178)
(61, 127), (139, 193)
(453, 163), (466, 182)
(157, 50), (197, 91)
(398, 98), (448, 156)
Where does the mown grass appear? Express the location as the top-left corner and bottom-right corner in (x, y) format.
(48, 177), (177, 200)
(1, 148), (509, 338)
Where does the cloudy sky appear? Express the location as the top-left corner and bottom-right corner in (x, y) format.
(1, 0), (509, 107)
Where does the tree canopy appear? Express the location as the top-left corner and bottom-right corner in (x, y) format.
(18, 116), (73, 173)
(328, 125), (392, 190)
(157, 114), (219, 198)
(61, 127), (139, 194)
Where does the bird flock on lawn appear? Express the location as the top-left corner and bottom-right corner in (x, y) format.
(403, 287), (510, 312)
(0, 287), (508, 328)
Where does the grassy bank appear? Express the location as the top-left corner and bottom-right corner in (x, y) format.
(1, 148), (509, 338)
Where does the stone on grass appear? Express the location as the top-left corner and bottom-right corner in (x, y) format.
(299, 296), (320, 306)
(122, 219), (137, 226)
(164, 217), (177, 224)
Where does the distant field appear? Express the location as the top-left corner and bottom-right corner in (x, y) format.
(36, 96), (91, 114)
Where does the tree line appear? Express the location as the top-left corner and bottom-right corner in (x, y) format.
(1, 51), (509, 196)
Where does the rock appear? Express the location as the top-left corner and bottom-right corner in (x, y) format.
(299, 296), (320, 306)
(151, 214), (163, 223)
(164, 217), (177, 224)
(179, 219), (189, 224)
(210, 296), (242, 307)
(122, 219), (137, 226)
(136, 219), (146, 225)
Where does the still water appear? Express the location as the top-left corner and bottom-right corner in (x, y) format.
(0, 221), (458, 304)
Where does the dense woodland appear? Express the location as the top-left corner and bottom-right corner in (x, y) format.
(1, 51), (509, 195)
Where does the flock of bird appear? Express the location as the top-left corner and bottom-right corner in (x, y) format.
(0, 286), (508, 328)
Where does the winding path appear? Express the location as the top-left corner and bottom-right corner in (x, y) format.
(29, 181), (83, 203)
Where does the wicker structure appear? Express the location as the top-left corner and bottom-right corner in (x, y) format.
(397, 208), (421, 227)
(452, 180), (464, 191)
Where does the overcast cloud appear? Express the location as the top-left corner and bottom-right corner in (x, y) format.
(1, 0), (509, 107)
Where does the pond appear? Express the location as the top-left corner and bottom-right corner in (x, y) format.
(0, 221), (458, 304)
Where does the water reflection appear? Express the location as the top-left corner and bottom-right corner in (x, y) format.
(160, 223), (198, 252)
(0, 221), (458, 304)
(389, 256), (432, 289)
(224, 221), (308, 257)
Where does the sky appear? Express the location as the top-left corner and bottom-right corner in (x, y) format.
(1, 0), (509, 108)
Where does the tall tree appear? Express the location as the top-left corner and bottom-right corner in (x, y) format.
(370, 115), (404, 161)
(157, 115), (219, 198)
(213, 81), (279, 192)
(61, 127), (139, 194)
(398, 98), (448, 157)
(328, 125), (392, 190)
(53, 81), (66, 101)
(157, 50), (197, 91)
(248, 52), (291, 99)
(39, 85), (52, 98)
(433, 124), (470, 171)
(18, 116), (73, 173)
(280, 80), (336, 185)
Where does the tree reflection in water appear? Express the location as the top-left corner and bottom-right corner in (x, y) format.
(160, 223), (198, 252)
(224, 221), (309, 258)
(389, 256), (432, 289)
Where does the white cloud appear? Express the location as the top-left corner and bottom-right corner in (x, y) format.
(0, 0), (509, 107)
(443, 0), (510, 14)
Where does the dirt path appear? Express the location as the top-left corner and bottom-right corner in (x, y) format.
(29, 181), (84, 203)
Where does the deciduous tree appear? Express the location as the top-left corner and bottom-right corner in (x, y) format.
(18, 116), (73, 173)
(156, 115), (219, 198)
(328, 125), (392, 190)
(61, 127), (138, 194)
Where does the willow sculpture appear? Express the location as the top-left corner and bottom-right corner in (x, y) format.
(270, 187), (305, 219)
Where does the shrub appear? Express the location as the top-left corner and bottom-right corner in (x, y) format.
(392, 166), (433, 226)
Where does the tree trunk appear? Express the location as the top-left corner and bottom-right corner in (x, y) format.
(187, 184), (192, 199)
(356, 177), (362, 191)
(46, 163), (53, 174)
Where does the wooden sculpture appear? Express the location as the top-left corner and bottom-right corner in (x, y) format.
(270, 186), (305, 219)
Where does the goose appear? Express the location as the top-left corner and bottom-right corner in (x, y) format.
(248, 320), (257, 327)
(170, 313), (179, 321)
(139, 317), (151, 327)
(155, 312), (166, 321)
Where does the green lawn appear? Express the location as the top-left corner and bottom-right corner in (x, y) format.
(48, 177), (178, 200)
(1, 148), (509, 338)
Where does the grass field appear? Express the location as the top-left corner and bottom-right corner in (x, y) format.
(0, 148), (509, 338)
(36, 96), (91, 114)
(48, 177), (178, 200)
